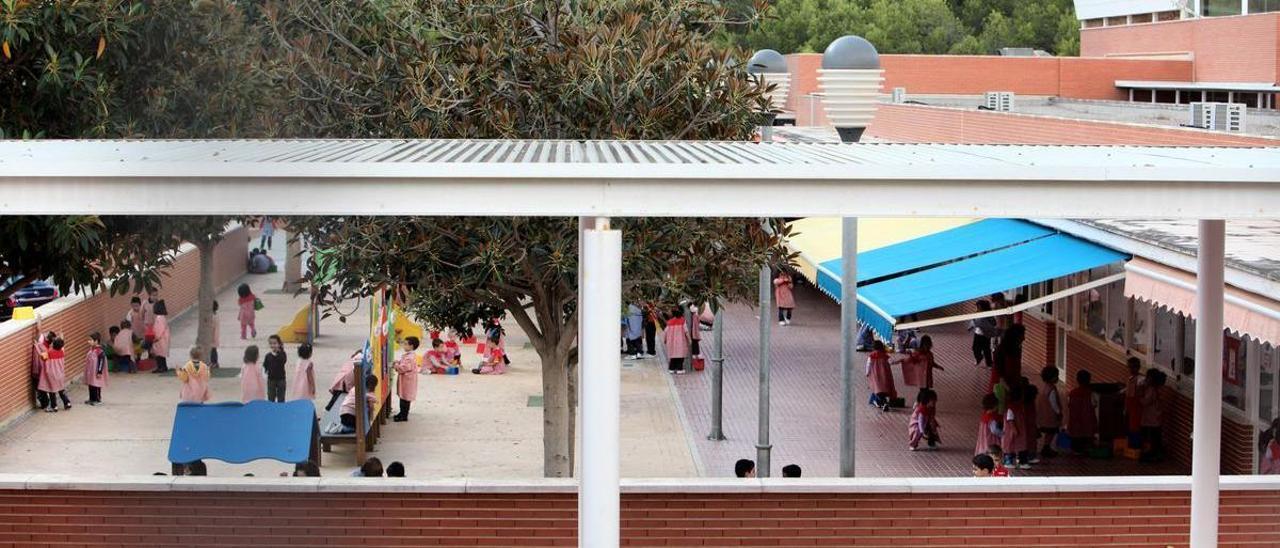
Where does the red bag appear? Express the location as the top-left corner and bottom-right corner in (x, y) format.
(144, 326), (156, 343)
(476, 343), (487, 355)
(462, 336), (477, 345)
(429, 330), (441, 340)
(692, 357), (705, 372)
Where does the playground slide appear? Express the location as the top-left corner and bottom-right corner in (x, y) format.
(277, 304), (311, 343)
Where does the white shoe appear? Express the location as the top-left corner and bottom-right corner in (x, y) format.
(779, 321), (786, 326)
(1018, 463), (1032, 470)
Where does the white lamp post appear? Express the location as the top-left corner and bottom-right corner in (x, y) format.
(818, 35), (884, 143)
(747, 49), (791, 113)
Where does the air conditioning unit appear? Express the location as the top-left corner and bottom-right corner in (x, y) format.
(891, 87), (907, 104)
(1190, 102), (1246, 132)
(983, 91), (1015, 112)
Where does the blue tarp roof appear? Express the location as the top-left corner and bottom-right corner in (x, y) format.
(809, 219), (1128, 339)
(168, 400), (317, 465)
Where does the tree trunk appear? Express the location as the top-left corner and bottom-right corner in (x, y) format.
(566, 355), (578, 476)
(541, 348), (573, 478)
(194, 241), (217, 364)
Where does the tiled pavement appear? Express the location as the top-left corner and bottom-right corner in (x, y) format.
(671, 282), (1189, 478)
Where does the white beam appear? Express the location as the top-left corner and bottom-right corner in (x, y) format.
(580, 221), (622, 548)
(1190, 219), (1225, 548)
(2, 176), (1278, 218)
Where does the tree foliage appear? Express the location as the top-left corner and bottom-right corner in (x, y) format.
(726, 0), (1080, 56)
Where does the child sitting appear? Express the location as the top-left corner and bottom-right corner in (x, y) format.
(339, 375), (379, 434)
(444, 332), (462, 365)
(325, 350), (363, 412)
(472, 334), (507, 375)
(907, 388), (940, 451)
(113, 321), (136, 373)
(424, 338), (450, 375)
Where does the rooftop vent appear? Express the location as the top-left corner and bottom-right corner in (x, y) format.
(983, 91), (1016, 112)
(891, 87), (907, 104)
(1189, 102), (1245, 132)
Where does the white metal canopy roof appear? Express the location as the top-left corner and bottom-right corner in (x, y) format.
(1, 139), (1278, 217)
(1116, 80), (1280, 93)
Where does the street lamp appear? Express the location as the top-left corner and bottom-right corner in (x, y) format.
(818, 35), (883, 143)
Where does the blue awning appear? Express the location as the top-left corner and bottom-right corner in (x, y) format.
(815, 219), (1053, 298)
(805, 218), (1128, 338)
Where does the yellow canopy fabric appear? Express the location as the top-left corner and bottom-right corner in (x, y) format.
(786, 218), (976, 284)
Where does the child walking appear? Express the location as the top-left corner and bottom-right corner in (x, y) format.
(393, 337), (420, 421)
(237, 283), (257, 340)
(177, 347), (212, 403)
(893, 335), (943, 389)
(113, 321), (136, 373)
(39, 337), (72, 412)
(907, 388), (940, 451)
(1001, 382), (1029, 469)
(865, 340), (896, 412)
(84, 333), (107, 406)
(240, 345), (266, 403)
(291, 344), (316, 401)
(263, 335), (288, 402)
(209, 301), (221, 368)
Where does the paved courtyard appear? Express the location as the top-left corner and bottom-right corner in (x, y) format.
(672, 280), (1189, 478)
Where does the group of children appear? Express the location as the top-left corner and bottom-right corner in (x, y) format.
(970, 358), (1171, 475)
(864, 336), (944, 413)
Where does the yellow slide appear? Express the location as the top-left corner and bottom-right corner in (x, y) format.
(390, 306), (424, 343)
(277, 304), (312, 343)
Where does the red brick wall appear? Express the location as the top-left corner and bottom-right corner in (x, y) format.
(784, 54), (1194, 125)
(1, 486), (1277, 546)
(1064, 333), (1255, 475)
(1080, 12), (1280, 83)
(0, 226), (249, 427)
(865, 103), (1280, 146)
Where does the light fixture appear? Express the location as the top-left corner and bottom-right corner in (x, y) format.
(747, 49), (791, 116)
(818, 36), (883, 143)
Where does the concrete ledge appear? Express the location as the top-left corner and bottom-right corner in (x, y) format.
(8, 473), (1279, 495)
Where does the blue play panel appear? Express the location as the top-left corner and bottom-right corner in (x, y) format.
(168, 400), (317, 465)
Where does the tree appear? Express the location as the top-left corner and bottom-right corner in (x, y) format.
(268, 0), (786, 477)
(0, 217), (178, 304)
(862, 0), (968, 55)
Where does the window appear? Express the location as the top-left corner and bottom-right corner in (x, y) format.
(1129, 299), (1152, 356)
(1249, 0), (1280, 14)
(1105, 278), (1128, 347)
(1153, 306), (1188, 375)
(1260, 343), (1277, 423)
(1223, 334), (1247, 411)
(1204, 0), (1243, 16)
(1078, 266), (1123, 342)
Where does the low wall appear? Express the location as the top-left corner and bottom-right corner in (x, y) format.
(0, 226), (249, 426)
(864, 103), (1280, 146)
(0, 476), (1276, 546)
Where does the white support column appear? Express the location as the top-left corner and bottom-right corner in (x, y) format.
(1190, 219), (1225, 548)
(839, 217), (858, 477)
(580, 217), (621, 548)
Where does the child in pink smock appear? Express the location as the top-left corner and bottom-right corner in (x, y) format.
(865, 340), (896, 411)
(1067, 369), (1097, 455)
(773, 271), (795, 326)
(893, 335), (944, 389)
(112, 321), (136, 373)
(236, 283), (257, 339)
(1002, 383), (1029, 469)
(339, 375), (379, 433)
(39, 337), (71, 412)
(1261, 419), (1280, 475)
(663, 307), (691, 374)
(393, 337), (420, 421)
(149, 300), (171, 373)
(472, 334), (507, 375)
(31, 331), (54, 409)
(177, 348), (212, 403)
(84, 333), (107, 405)
(444, 332), (462, 365)
(291, 343), (316, 401)
(907, 388), (940, 451)
(975, 393), (1003, 457)
(424, 339), (450, 375)
(239, 345), (266, 403)
(325, 350), (362, 412)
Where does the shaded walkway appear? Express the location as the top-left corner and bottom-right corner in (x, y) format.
(672, 281), (1187, 478)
